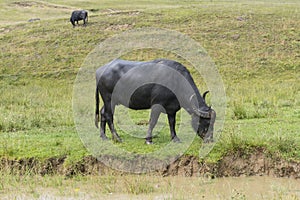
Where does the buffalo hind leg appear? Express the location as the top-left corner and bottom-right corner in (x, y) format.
(105, 103), (122, 143)
(100, 106), (108, 140)
(168, 113), (180, 143)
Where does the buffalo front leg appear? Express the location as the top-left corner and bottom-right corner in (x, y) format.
(145, 105), (162, 144)
(168, 113), (180, 143)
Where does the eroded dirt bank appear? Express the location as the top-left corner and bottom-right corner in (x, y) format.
(1, 149), (299, 178)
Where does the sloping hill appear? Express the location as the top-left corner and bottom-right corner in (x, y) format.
(0, 0), (299, 175)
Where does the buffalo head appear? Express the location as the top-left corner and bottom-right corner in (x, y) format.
(191, 91), (216, 143)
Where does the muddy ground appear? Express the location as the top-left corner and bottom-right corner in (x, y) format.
(1, 148), (299, 178)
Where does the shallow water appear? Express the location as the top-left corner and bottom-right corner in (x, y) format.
(1, 175), (299, 200)
(141, 176), (300, 200)
(178, 176), (300, 200)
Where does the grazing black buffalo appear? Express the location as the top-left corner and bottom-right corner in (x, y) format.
(95, 59), (216, 144)
(70, 10), (88, 27)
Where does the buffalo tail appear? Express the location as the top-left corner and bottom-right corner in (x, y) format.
(95, 84), (100, 128)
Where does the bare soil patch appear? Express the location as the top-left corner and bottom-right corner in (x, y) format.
(1, 148), (299, 178)
(104, 9), (141, 16)
(105, 23), (133, 31)
(11, 1), (70, 9)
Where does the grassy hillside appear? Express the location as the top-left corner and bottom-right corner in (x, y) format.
(0, 0), (299, 166)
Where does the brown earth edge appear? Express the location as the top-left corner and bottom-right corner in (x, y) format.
(1, 148), (299, 179)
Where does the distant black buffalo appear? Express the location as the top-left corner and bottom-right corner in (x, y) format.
(95, 59), (216, 144)
(70, 10), (88, 27)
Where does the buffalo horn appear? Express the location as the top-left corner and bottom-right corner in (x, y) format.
(203, 91), (209, 100)
(210, 109), (216, 122)
(190, 94), (200, 115)
(190, 94), (210, 118)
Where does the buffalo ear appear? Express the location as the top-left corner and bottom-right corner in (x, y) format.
(203, 91), (209, 101)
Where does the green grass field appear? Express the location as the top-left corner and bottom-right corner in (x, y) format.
(0, 0), (299, 169)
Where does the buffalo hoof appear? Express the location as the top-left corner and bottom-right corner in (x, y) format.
(172, 136), (181, 143)
(100, 135), (109, 141)
(113, 136), (123, 143)
(145, 140), (153, 145)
